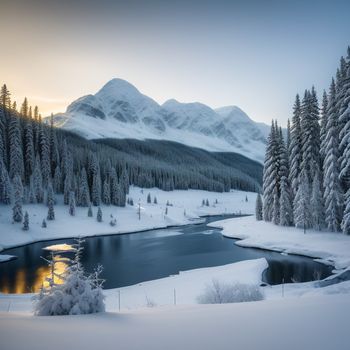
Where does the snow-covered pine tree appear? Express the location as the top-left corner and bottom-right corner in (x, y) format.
(9, 113), (24, 180)
(279, 176), (293, 226)
(0, 160), (11, 204)
(12, 174), (23, 222)
(88, 202), (93, 217)
(92, 171), (101, 206)
(272, 186), (279, 225)
(49, 114), (60, 172)
(102, 178), (111, 205)
(97, 206), (102, 222)
(79, 167), (90, 207)
(39, 124), (51, 187)
(323, 79), (343, 232)
(310, 170), (325, 230)
(255, 193), (263, 221)
(153, 196), (157, 204)
(33, 154), (44, 203)
(53, 165), (61, 194)
(46, 182), (55, 220)
(263, 121), (278, 221)
(24, 117), (35, 183)
(342, 188), (350, 234)
(293, 170), (312, 230)
(22, 211), (29, 230)
(147, 193), (151, 203)
(300, 88), (321, 183)
(69, 191), (76, 216)
(320, 90), (328, 163)
(289, 94), (302, 198)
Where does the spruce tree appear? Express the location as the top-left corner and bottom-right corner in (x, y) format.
(293, 171), (312, 230)
(9, 114), (24, 179)
(147, 193), (151, 203)
(97, 206), (102, 222)
(279, 176), (293, 226)
(88, 203), (93, 217)
(289, 95), (302, 197)
(12, 174), (23, 223)
(69, 191), (76, 216)
(102, 178), (111, 205)
(33, 154), (44, 203)
(255, 193), (263, 221)
(79, 167), (90, 207)
(323, 79), (343, 232)
(22, 211), (29, 231)
(47, 183), (55, 220)
(311, 171), (325, 230)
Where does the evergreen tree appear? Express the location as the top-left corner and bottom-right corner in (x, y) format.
(97, 206), (102, 222)
(33, 154), (44, 203)
(0, 160), (11, 204)
(154, 196), (157, 204)
(263, 121), (278, 221)
(42, 219), (47, 228)
(147, 193), (151, 203)
(293, 171), (312, 230)
(69, 191), (76, 216)
(53, 165), (62, 194)
(255, 193), (263, 221)
(24, 117), (35, 183)
(63, 174), (70, 205)
(341, 189), (350, 234)
(9, 114), (24, 179)
(289, 95), (302, 197)
(323, 79), (343, 232)
(47, 183), (55, 220)
(92, 171), (101, 206)
(279, 176), (293, 226)
(311, 171), (325, 230)
(102, 178), (111, 205)
(88, 203), (93, 217)
(12, 175), (23, 222)
(39, 124), (51, 187)
(320, 90), (328, 162)
(79, 167), (90, 207)
(22, 211), (29, 231)
(300, 88), (321, 183)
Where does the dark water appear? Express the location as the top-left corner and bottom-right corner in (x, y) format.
(0, 215), (333, 293)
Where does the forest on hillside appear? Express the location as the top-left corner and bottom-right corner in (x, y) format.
(0, 86), (262, 224)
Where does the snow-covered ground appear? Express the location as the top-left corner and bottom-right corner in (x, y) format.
(1, 293), (349, 350)
(1, 189), (350, 349)
(209, 216), (350, 270)
(0, 186), (255, 256)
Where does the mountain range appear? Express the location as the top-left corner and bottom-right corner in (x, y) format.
(51, 79), (270, 162)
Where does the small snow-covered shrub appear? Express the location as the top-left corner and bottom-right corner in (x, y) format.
(197, 279), (264, 304)
(33, 239), (105, 316)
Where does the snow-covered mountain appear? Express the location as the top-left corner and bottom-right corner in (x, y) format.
(51, 79), (269, 162)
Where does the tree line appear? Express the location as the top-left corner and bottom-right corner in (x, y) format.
(261, 46), (350, 234)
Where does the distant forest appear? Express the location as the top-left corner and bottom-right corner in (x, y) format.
(0, 86), (262, 218)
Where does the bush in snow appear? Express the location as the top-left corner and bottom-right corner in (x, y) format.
(147, 193), (151, 203)
(42, 219), (47, 228)
(197, 279), (264, 304)
(205, 199), (209, 206)
(153, 196), (157, 204)
(165, 207), (168, 215)
(97, 206), (102, 222)
(22, 211), (29, 231)
(33, 239), (105, 316)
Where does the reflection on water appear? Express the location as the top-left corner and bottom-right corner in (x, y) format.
(0, 215), (333, 294)
(0, 255), (68, 294)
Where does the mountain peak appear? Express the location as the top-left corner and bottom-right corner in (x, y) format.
(97, 78), (141, 98)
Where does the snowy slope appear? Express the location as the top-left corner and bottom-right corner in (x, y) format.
(50, 79), (269, 162)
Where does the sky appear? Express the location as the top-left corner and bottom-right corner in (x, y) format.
(0, 0), (350, 126)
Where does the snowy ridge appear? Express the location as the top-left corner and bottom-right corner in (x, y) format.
(50, 79), (269, 162)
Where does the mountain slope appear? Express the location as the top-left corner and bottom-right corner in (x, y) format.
(51, 79), (269, 162)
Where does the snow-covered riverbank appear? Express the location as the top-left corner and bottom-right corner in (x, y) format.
(0, 187), (255, 255)
(209, 215), (350, 270)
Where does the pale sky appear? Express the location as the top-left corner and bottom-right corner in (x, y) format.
(1, 0), (350, 125)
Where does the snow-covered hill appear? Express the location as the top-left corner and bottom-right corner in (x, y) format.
(51, 79), (269, 162)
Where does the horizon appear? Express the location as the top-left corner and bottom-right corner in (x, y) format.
(1, 0), (350, 126)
